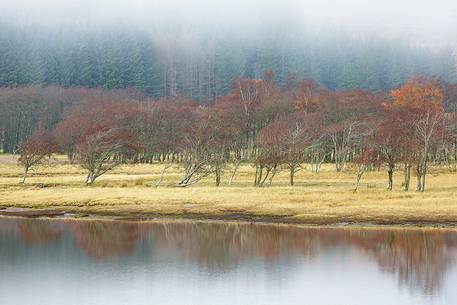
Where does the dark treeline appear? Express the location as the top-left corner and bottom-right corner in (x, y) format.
(8, 72), (457, 191)
(0, 23), (455, 102)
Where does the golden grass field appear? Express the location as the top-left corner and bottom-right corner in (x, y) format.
(0, 154), (456, 226)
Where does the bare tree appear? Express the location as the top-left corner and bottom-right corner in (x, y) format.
(326, 120), (371, 172)
(413, 109), (445, 191)
(177, 135), (215, 187)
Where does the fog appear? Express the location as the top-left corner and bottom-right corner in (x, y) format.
(0, 0), (456, 95)
(2, 0), (457, 48)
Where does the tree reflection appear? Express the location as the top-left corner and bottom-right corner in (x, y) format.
(146, 222), (319, 270)
(68, 220), (141, 259)
(2, 217), (457, 294)
(344, 229), (457, 295)
(144, 222), (457, 294)
(16, 219), (62, 245)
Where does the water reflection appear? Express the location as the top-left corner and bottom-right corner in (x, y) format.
(68, 221), (140, 259)
(1, 217), (456, 304)
(17, 219), (63, 245)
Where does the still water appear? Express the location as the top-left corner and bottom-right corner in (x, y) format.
(1, 217), (457, 305)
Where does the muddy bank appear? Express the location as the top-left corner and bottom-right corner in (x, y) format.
(1, 207), (456, 229)
(0, 208), (66, 218)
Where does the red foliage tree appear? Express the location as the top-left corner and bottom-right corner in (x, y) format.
(255, 112), (323, 186)
(18, 125), (56, 183)
(254, 121), (285, 187)
(352, 137), (380, 192)
(371, 109), (413, 190)
(54, 101), (141, 184)
(76, 128), (139, 184)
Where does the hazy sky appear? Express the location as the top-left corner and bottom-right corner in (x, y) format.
(2, 0), (457, 48)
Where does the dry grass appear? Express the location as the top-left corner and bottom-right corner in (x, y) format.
(1, 154), (457, 226)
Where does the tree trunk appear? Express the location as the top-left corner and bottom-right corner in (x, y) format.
(416, 175), (422, 191)
(335, 152), (345, 172)
(453, 141), (457, 171)
(403, 163), (411, 191)
(354, 165), (366, 192)
(254, 165), (262, 186)
(415, 166), (421, 192)
(85, 172), (95, 185)
(415, 163), (424, 192)
(335, 158), (342, 172)
(316, 154), (325, 173)
(420, 174), (426, 192)
(155, 163), (171, 187)
(260, 168), (271, 186)
(267, 166), (277, 186)
(215, 166), (221, 187)
(387, 165), (393, 191)
(421, 161), (427, 192)
(290, 166), (295, 186)
(21, 167), (28, 184)
(255, 165), (263, 186)
(228, 160), (241, 185)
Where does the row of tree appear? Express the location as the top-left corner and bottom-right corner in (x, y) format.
(15, 73), (457, 191)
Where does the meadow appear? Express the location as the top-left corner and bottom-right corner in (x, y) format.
(1, 154), (456, 226)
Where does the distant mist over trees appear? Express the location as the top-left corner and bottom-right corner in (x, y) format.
(0, 23), (455, 103)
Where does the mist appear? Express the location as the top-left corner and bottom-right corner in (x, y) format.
(2, 0), (457, 48)
(0, 0), (456, 100)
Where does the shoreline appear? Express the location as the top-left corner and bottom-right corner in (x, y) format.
(1, 207), (457, 230)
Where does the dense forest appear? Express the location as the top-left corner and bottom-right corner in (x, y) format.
(0, 23), (455, 102)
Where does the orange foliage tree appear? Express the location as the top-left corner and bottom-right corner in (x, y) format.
(389, 77), (446, 191)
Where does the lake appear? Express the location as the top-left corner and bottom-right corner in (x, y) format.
(0, 217), (456, 305)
